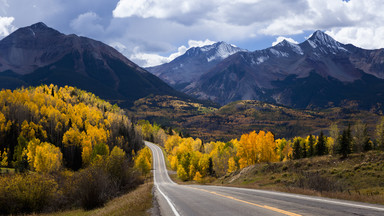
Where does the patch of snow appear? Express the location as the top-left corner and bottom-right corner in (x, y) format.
(289, 43), (304, 55)
(256, 56), (269, 64)
(207, 43), (242, 62)
(308, 40), (317, 48)
(269, 49), (289, 57)
(29, 28), (36, 38)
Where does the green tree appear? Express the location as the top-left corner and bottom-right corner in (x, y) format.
(307, 134), (315, 157)
(352, 120), (370, 153)
(316, 131), (327, 156)
(292, 138), (302, 160)
(338, 125), (352, 158)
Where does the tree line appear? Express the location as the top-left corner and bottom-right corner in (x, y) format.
(139, 117), (384, 181)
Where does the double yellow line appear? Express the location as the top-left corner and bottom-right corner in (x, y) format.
(187, 186), (301, 216)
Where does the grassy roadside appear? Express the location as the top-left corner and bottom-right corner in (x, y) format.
(216, 151), (384, 205)
(39, 182), (154, 216)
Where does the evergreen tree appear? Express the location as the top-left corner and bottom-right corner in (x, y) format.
(292, 138), (302, 160)
(316, 131), (326, 156)
(338, 125), (352, 158)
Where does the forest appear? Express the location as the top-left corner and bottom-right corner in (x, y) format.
(0, 85), (151, 214)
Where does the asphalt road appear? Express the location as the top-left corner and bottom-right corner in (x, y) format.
(145, 141), (384, 216)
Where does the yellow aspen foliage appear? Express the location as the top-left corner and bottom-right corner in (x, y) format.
(259, 131), (278, 163)
(33, 142), (62, 173)
(227, 157), (237, 173)
(0, 149), (8, 167)
(237, 130), (278, 169)
(165, 135), (183, 153)
(81, 139), (93, 166)
(109, 146), (126, 159)
(177, 164), (188, 181)
(62, 127), (82, 147)
(134, 147), (152, 176)
(198, 154), (210, 176)
(191, 138), (202, 152)
(193, 171), (203, 183)
(0, 111), (5, 132)
(169, 155), (178, 170)
(26, 138), (41, 167)
(326, 137), (335, 155)
(189, 164), (196, 180)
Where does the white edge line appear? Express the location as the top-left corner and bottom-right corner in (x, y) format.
(156, 184), (181, 216)
(146, 142), (181, 216)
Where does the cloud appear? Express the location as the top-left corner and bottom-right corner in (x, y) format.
(272, 36), (299, 46)
(2, 0), (384, 68)
(326, 27), (384, 49)
(0, 16), (15, 38)
(129, 39), (216, 67)
(70, 12), (105, 37)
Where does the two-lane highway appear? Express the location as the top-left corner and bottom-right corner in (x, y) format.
(146, 141), (384, 216)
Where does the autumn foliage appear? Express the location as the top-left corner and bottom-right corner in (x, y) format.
(0, 84), (143, 171)
(0, 85), (146, 214)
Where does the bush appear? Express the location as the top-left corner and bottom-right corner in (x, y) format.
(0, 173), (59, 214)
(75, 165), (113, 210)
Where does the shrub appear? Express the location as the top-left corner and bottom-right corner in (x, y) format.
(0, 173), (59, 214)
(75, 165), (112, 210)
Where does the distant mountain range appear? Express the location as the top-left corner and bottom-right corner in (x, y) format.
(148, 31), (384, 110)
(146, 42), (246, 90)
(0, 22), (184, 107)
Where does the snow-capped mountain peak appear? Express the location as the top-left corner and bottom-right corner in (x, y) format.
(206, 41), (246, 62)
(274, 39), (304, 55)
(306, 30), (348, 54)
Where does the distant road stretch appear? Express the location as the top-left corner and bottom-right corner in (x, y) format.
(145, 141), (384, 216)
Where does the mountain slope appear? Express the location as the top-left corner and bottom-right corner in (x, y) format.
(146, 42), (246, 90)
(0, 22), (183, 107)
(183, 31), (384, 110)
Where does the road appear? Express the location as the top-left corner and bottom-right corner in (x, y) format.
(145, 141), (384, 216)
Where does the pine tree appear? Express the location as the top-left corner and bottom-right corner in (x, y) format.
(316, 131), (326, 156)
(292, 138), (302, 160)
(338, 125), (352, 158)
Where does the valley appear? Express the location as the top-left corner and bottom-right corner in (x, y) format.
(130, 95), (381, 142)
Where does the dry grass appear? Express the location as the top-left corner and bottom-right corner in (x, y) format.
(217, 151), (384, 205)
(40, 183), (153, 216)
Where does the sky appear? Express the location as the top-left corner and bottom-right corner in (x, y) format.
(0, 0), (384, 67)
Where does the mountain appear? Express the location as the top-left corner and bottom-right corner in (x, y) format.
(146, 42), (246, 90)
(176, 31), (384, 110)
(0, 22), (184, 107)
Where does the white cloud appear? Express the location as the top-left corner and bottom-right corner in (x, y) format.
(0, 16), (15, 38)
(272, 36), (299, 46)
(129, 39), (216, 67)
(112, 0), (384, 50)
(70, 12), (104, 37)
(109, 41), (127, 52)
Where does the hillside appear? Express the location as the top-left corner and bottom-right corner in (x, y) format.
(219, 151), (384, 205)
(0, 85), (152, 214)
(0, 22), (184, 107)
(130, 96), (381, 141)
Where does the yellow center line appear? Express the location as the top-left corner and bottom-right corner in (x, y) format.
(186, 186), (302, 216)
